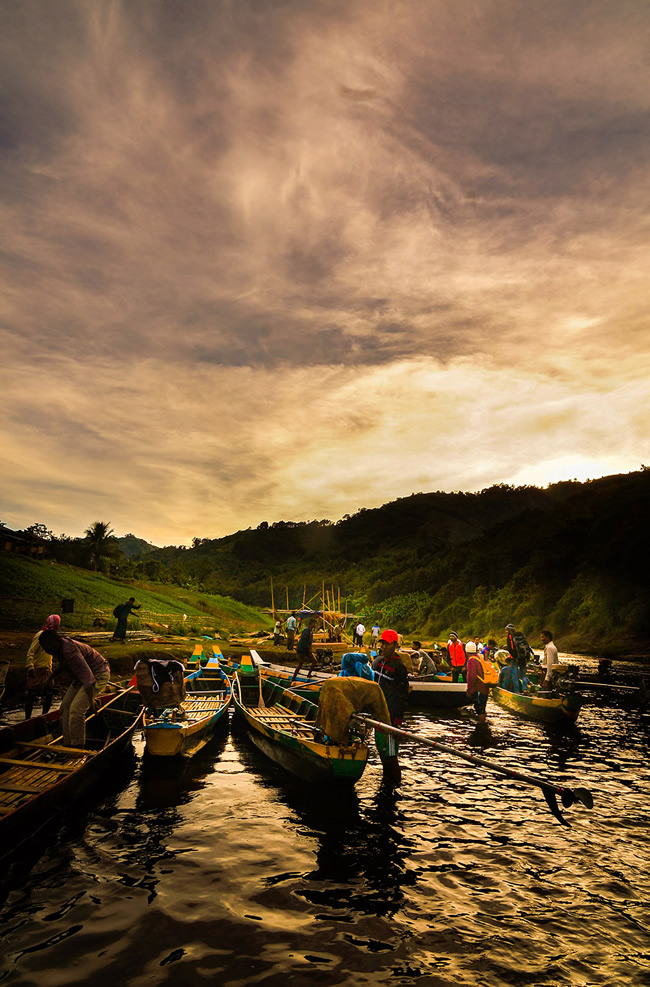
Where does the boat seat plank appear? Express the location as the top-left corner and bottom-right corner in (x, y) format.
(0, 781), (44, 794)
(0, 757), (85, 772)
(17, 741), (92, 755)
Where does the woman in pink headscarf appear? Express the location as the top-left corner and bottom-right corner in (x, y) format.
(24, 614), (60, 718)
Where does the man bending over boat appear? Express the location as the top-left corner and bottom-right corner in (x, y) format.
(39, 630), (111, 748)
(290, 618), (318, 683)
(371, 629), (410, 785)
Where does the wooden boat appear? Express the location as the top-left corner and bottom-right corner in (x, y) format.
(233, 657), (369, 784)
(143, 655), (232, 757)
(408, 675), (473, 709)
(248, 653), (472, 710)
(491, 686), (583, 725)
(0, 688), (144, 853)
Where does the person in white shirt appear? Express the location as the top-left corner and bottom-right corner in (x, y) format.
(355, 622), (366, 647)
(286, 612), (297, 651)
(540, 629), (559, 688)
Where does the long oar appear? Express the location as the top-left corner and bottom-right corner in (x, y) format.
(578, 681), (641, 692)
(352, 714), (594, 826)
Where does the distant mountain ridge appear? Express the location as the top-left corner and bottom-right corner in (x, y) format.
(117, 533), (159, 558)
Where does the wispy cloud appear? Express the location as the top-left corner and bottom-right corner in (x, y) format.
(1, 1), (649, 542)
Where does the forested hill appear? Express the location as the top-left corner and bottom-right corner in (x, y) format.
(143, 470), (650, 654)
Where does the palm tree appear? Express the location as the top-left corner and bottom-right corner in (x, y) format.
(84, 521), (117, 571)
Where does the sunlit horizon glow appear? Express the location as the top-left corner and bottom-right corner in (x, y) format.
(1, 1), (649, 545)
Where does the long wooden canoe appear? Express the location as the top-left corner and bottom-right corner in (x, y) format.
(0, 688), (144, 855)
(143, 657), (232, 757)
(245, 651), (472, 710)
(233, 661), (368, 784)
(408, 676), (473, 708)
(491, 686), (583, 725)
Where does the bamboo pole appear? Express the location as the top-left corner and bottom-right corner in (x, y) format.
(270, 577), (275, 621)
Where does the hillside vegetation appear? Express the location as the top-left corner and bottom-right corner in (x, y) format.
(0, 554), (267, 639)
(4, 469), (648, 656)
(142, 470), (650, 655)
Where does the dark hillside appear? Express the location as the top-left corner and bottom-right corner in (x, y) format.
(139, 470), (650, 654)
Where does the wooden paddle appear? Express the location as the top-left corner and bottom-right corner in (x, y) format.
(352, 714), (594, 826)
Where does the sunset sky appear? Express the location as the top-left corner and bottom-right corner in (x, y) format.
(1, 0), (649, 546)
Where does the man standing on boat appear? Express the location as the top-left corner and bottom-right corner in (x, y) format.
(290, 618), (318, 683)
(540, 630), (559, 689)
(286, 612), (297, 651)
(372, 629), (410, 785)
(39, 630), (111, 747)
(447, 632), (466, 682)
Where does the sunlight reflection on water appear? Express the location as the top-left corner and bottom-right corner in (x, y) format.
(1, 657), (649, 986)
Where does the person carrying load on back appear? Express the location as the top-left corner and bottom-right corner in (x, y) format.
(447, 632), (466, 682)
(372, 629), (410, 785)
(467, 647), (498, 721)
(111, 597), (141, 644)
(505, 623), (534, 676)
(24, 614), (59, 718)
(39, 629), (111, 747)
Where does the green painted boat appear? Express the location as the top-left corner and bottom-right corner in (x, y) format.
(491, 686), (582, 725)
(233, 658), (368, 784)
(245, 651), (472, 709)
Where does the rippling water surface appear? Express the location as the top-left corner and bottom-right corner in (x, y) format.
(1, 657), (648, 986)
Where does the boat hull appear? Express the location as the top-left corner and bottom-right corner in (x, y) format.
(491, 687), (582, 724)
(233, 671), (368, 784)
(237, 705), (368, 783)
(254, 661), (473, 711)
(144, 666), (231, 758)
(408, 679), (472, 708)
(0, 690), (143, 855)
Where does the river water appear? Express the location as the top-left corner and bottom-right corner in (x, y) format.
(0, 656), (648, 986)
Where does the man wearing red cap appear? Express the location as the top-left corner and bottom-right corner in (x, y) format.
(371, 629), (410, 785)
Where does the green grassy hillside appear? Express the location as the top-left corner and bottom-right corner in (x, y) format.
(0, 555), (269, 638)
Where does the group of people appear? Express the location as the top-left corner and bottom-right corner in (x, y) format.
(22, 596), (143, 746)
(23, 613), (111, 748)
(20, 600), (561, 785)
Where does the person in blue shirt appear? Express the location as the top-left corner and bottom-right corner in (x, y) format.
(498, 655), (523, 693)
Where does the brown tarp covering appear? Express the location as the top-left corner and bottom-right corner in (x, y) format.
(315, 677), (391, 745)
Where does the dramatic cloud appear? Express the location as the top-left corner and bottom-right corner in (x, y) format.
(1, 1), (649, 543)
